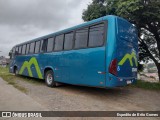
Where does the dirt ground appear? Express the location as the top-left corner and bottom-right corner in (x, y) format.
(15, 78), (160, 112)
(1, 76), (160, 120)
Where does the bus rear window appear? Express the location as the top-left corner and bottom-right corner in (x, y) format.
(117, 18), (137, 44)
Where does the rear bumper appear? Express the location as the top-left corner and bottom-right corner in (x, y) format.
(106, 73), (137, 87)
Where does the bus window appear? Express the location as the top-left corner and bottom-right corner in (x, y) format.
(29, 42), (35, 54)
(88, 24), (104, 47)
(35, 41), (41, 54)
(64, 32), (74, 50)
(22, 44), (26, 55)
(40, 40), (44, 52)
(26, 44), (30, 54)
(75, 28), (88, 49)
(54, 34), (64, 51)
(40, 39), (48, 53)
(15, 47), (19, 55)
(47, 37), (54, 52)
(18, 46), (22, 55)
(12, 47), (15, 54)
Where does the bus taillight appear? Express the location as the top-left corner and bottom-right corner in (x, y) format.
(109, 59), (117, 76)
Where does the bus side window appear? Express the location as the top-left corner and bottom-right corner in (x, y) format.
(35, 41), (41, 54)
(40, 39), (48, 53)
(47, 37), (54, 52)
(88, 23), (104, 47)
(29, 42), (35, 54)
(54, 34), (64, 51)
(22, 44), (26, 55)
(64, 32), (74, 50)
(26, 44), (30, 54)
(12, 47), (15, 54)
(75, 28), (88, 49)
(15, 47), (19, 55)
(18, 46), (22, 55)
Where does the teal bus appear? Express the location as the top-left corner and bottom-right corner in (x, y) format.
(9, 15), (138, 88)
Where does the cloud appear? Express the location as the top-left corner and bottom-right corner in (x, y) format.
(0, 0), (92, 56)
(0, 0), (81, 28)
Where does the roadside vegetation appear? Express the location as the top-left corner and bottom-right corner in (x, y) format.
(0, 67), (28, 93)
(131, 80), (160, 90)
(0, 67), (44, 94)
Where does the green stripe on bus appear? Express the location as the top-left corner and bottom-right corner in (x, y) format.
(19, 57), (43, 79)
(118, 52), (138, 67)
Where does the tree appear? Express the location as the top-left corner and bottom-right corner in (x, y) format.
(138, 63), (144, 73)
(82, 0), (106, 21)
(82, 0), (160, 81)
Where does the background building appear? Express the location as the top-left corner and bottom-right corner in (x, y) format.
(0, 56), (10, 67)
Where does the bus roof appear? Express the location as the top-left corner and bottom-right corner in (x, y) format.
(13, 15), (119, 47)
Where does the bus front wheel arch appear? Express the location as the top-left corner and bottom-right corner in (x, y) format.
(44, 69), (57, 87)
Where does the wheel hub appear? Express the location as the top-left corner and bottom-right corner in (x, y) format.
(47, 74), (53, 85)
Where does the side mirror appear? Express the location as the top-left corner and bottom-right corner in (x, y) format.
(9, 51), (13, 59)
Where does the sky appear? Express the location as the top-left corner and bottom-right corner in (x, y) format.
(0, 0), (92, 57)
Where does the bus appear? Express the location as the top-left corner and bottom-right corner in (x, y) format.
(9, 15), (138, 88)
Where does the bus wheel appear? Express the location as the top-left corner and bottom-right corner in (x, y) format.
(45, 70), (57, 87)
(14, 67), (18, 75)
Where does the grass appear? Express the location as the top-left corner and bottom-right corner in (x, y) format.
(0, 67), (44, 94)
(131, 80), (160, 90)
(0, 67), (159, 91)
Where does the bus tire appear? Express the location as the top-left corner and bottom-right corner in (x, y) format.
(45, 70), (57, 87)
(14, 67), (18, 75)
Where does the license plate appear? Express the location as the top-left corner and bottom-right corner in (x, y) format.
(132, 68), (137, 72)
(127, 80), (132, 84)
